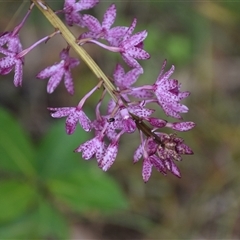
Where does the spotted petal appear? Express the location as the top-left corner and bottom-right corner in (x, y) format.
(100, 142), (119, 171)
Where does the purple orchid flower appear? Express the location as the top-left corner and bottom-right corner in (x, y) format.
(36, 48), (80, 95)
(134, 134), (193, 182)
(112, 18), (138, 47)
(99, 140), (119, 171)
(0, 6), (35, 86)
(118, 29), (150, 69)
(153, 60), (190, 119)
(48, 83), (101, 134)
(130, 60), (190, 119)
(113, 64), (143, 102)
(48, 106), (92, 134)
(166, 121), (195, 131)
(0, 3), (32, 54)
(0, 31), (22, 54)
(0, 50), (23, 86)
(75, 135), (106, 162)
(0, 35), (54, 87)
(63, 0), (99, 27)
(79, 4), (128, 46)
(113, 64), (154, 100)
(80, 18), (150, 70)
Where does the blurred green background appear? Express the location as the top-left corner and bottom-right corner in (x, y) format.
(0, 0), (240, 239)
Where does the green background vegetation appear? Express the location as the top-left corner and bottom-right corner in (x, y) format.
(0, 1), (240, 239)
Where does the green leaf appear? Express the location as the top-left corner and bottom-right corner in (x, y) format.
(35, 198), (69, 239)
(0, 206), (68, 239)
(36, 119), (89, 178)
(0, 107), (36, 177)
(166, 35), (191, 64)
(37, 119), (128, 214)
(0, 180), (36, 223)
(0, 213), (36, 239)
(47, 168), (129, 214)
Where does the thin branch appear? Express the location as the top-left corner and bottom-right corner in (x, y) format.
(31, 0), (164, 145)
(31, 0), (118, 102)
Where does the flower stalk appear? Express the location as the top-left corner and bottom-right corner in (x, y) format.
(31, 0), (118, 102)
(0, 0), (195, 181)
(31, 0), (165, 146)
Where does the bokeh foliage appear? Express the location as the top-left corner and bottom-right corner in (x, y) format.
(0, 108), (128, 239)
(0, 0), (240, 239)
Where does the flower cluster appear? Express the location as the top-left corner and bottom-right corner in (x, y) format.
(0, 0), (195, 182)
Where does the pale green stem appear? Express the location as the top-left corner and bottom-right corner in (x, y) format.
(31, 0), (164, 145)
(31, 0), (118, 102)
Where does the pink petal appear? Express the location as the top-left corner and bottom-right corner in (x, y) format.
(66, 11), (84, 27)
(150, 155), (167, 175)
(142, 158), (152, 182)
(105, 127), (118, 141)
(124, 30), (148, 48)
(47, 68), (64, 94)
(122, 118), (136, 133)
(0, 66), (13, 75)
(60, 49), (68, 60)
(75, 139), (96, 160)
(129, 106), (155, 118)
(113, 64), (125, 87)
(133, 144), (143, 163)
(102, 4), (116, 30)
(156, 65), (175, 84)
(75, 0), (99, 11)
(108, 26), (128, 38)
(130, 89), (153, 99)
(64, 0), (75, 7)
(65, 13), (74, 26)
(0, 56), (15, 69)
(122, 67), (142, 87)
(100, 143), (118, 171)
(158, 59), (167, 78)
(66, 111), (79, 134)
(13, 60), (23, 87)
(127, 47), (150, 60)
(157, 100), (182, 119)
(124, 18), (137, 41)
(64, 70), (74, 95)
(147, 118), (167, 128)
(170, 121), (195, 131)
(164, 159), (181, 178)
(157, 79), (178, 90)
(37, 62), (62, 79)
(69, 58), (80, 68)
(78, 111), (91, 132)
(121, 53), (142, 69)
(176, 143), (193, 155)
(95, 139), (106, 162)
(178, 91), (190, 100)
(107, 99), (116, 114)
(82, 14), (101, 33)
(48, 107), (73, 118)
